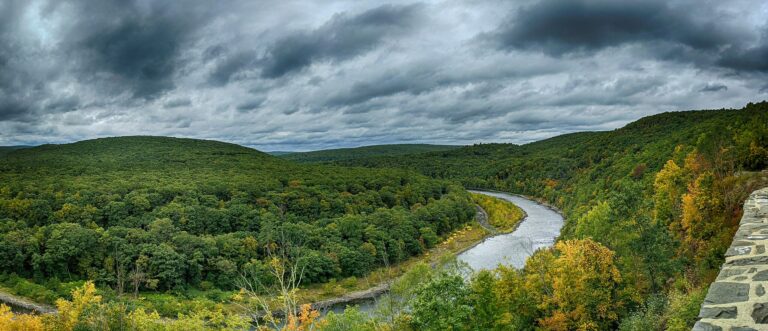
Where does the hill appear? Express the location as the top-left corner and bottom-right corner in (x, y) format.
(278, 144), (461, 163)
(0, 136), (474, 302)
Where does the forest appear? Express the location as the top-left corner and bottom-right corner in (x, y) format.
(0, 136), (475, 315)
(1, 102), (767, 330)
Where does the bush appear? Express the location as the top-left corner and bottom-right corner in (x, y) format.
(664, 287), (706, 331)
(618, 295), (667, 331)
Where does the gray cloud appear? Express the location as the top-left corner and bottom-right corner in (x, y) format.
(236, 97), (266, 112)
(164, 98), (192, 108)
(700, 83), (728, 93)
(0, 0), (766, 150)
(490, 0), (734, 54)
(259, 4), (423, 78)
(60, 0), (210, 99)
(489, 0), (768, 74)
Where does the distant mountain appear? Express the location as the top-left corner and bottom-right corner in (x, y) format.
(266, 151), (296, 156)
(279, 144), (462, 163)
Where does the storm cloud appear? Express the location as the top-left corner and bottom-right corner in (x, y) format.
(1, 0), (767, 150)
(490, 0), (768, 74)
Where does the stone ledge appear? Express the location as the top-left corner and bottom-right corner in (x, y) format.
(695, 187), (768, 330)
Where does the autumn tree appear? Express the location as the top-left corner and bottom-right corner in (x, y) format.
(535, 239), (624, 331)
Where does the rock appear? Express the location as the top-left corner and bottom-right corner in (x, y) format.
(754, 270), (768, 281)
(699, 306), (737, 319)
(719, 268), (746, 280)
(729, 256), (768, 266)
(753, 303), (768, 323)
(758, 245), (766, 254)
(692, 321), (723, 331)
(758, 284), (766, 297)
(704, 282), (750, 304)
(731, 327), (757, 331)
(728, 246), (752, 257)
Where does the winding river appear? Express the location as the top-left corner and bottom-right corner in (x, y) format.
(458, 190), (564, 270)
(322, 190), (564, 315)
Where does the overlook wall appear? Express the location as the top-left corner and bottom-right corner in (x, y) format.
(694, 187), (768, 331)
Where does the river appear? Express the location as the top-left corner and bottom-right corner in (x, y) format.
(320, 190), (564, 315)
(458, 190), (564, 270)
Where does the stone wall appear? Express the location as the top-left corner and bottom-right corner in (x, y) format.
(694, 187), (768, 331)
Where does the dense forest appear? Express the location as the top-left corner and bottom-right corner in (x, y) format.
(0, 137), (475, 305)
(277, 144), (461, 163)
(1, 103), (767, 330)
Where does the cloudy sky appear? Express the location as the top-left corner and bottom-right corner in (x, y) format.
(1, 0), (767, 151)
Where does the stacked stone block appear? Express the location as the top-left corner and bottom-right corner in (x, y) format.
(694, 187), (768, 331)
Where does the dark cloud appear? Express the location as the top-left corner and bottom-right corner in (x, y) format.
(208, 51), (257, 86)
(490, 0), (735, 54)
(489, 0), (768, 74)
(259, 4), (423, 78)
(699, 83), (728, 93)
(717, 44), (768, 73)
(61, 0), (209, 99)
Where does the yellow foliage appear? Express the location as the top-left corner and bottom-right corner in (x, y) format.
(53, 280), (101, 331)
(653, 159), (686, 224)
(0, 304), (45, 331)
(534, 239), (623, 331)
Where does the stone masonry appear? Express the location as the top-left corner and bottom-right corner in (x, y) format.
(694, 187), (768, 331)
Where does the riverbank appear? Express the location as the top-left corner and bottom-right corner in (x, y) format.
(0, 289), (56, 314)
(294, 213), (493, 307)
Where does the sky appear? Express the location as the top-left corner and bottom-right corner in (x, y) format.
(1, 0), (767, 151)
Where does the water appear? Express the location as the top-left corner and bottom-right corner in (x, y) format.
(324, 190), (564, 314)
(458, 190), (564, 270)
